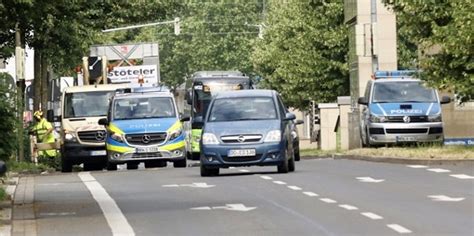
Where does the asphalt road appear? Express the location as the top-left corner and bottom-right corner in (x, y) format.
(12, 158), (474, 236)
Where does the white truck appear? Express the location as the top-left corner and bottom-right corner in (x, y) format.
(49, 84), (130, 172)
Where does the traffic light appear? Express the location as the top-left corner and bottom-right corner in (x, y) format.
(174, 17), (180, 35)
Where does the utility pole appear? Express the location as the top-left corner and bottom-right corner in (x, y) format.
(15, 22), (25, 162)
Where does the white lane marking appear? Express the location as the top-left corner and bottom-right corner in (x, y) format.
(319, 198), (337, 203)
(339, 204), (358, 210)
(39, 212), (76, 216)
(407, 165), (428, 169)
(450, 174), (474, 179)
(427, 168), (451, 173)
(162, 183), (215, 188)
(229, 167), (236, 169)
(78, 172), (135, 236)
(361, 212), (383, 220)
(273, 181), (287, 185)
(191, 204), (256, 212)
(239, 169), (250, 173)
(387, 224), (412, 234)
(428, 195), (465, 202)
(37, 183), (67, 186)
(303, 192), (319, 197)
(356, 177), (385, 183)
(162, 184), (180, 187)
(287, 186), (302, 191)
(260, 175), (273, 180)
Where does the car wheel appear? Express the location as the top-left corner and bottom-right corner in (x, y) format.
(192, 152), (200, 160)
(61, 155), (72, 173)
(288, 154), (295, 172)
(277, 149), (289, 173)
(201, 164), (219, 177)
(127, 162), (139, 170)
(106, 162), (118, 171)
(294, 150), (300, 161)
(173, 158), (187, 168)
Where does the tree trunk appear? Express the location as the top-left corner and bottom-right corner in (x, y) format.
(40, 55), (48, 114)
(33, 50), (42, 112)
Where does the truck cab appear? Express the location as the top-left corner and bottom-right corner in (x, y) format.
(358, 70), (451, 146)
(100, 87), (188, 170)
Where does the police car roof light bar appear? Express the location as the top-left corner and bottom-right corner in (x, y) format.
(374, 70), (418, 79)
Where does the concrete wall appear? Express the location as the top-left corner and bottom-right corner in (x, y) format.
(441, 93), (474, 138)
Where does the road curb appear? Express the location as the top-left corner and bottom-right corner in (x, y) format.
(0, 174), (20, 236)
(302, 155), (474, 165)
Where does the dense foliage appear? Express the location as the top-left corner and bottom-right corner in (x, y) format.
(0, 73), (17, 161)
(384, 0), (474, 102)
(252, 1), (349, 109)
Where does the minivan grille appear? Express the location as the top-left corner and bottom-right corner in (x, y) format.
(125, 133), (167, 145)
(78, 130), (106, 143)
(386, 116), (428, 123)
(386, 128), (428, 134)
(221, 134), (263, 143)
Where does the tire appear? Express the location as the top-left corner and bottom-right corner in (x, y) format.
(186, 152), (193, 160)
(106, 162), (118, 171)
(173, 158), (187, 168)
(145, 160), (167, 168)
(127, 162), (139, 170)
(192, 152), (200, 160)
(61, 155), (72, 173)
(277, 149), (289, 173)
(200, 165), (219, 177)
(294, 151), (300, 162)
(288, 153), (295, 172)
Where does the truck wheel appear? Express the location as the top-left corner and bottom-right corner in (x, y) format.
(173, 159), (187, 168)
(106, 162), (117, 171)
(127, 162), (139, 170)
(61, 157), (72, 173)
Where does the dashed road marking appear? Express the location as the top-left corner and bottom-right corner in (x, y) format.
(428, 195), (465, 202)
(260, 175), (273, 180)
(407, 165), (428, 169)
(387, 224), (412, 234)
(39, 212), (76, 216)
(287, 186), (302, 191)
(78, 172), (135, 236)
(303, 192), (318, 197)
(319, 198), (337, 203)
(427, 168), (451, 173)
(450, 174), (474, 179)
(361, 212), (383, 220)
(239, 169), (250, 173)
(273, 181), (286, 185)
(338, 204), (358, 210)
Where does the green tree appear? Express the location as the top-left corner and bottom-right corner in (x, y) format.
(0, 73), (17, 161)
(384, 0), (474, 102)
(252, 0), (349, 110)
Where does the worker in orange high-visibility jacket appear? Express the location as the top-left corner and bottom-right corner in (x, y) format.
(30, 110), (57, 157)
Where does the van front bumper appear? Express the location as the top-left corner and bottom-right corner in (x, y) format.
(107, 147), (186, 164)
(62, 142), (107, 164)
(367, 122), (444, 144)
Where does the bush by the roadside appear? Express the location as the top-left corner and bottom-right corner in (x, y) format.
(6, 160), (55, 174)
(0, 187), (6, 201)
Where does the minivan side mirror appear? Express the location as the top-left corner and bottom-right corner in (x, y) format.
(284, 113), (296, 121)
(191, 116), (204, 129)
(186, 91), (192, 105)
(295, 120), (304, 125)
(440, 96), (451, 104)
(98, 118), (109, 126)
(180, 116), (191, 122)
(358, 97), (368, 105)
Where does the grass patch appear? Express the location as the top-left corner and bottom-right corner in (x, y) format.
(300, 148), (343, 157)
(0, 187), (6, 201)
(6, 160), (55, 174)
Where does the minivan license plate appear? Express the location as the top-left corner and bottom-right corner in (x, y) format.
(228, 149), (256, 157)
(136, 147), (160, 153)
(397, 136), (416, 142)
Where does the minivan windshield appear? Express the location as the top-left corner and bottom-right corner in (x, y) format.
(208, 97), (277, 122)
(64, 91), (114, 118)
(113, 96), (176, 120)
(372, 81), (438, 103)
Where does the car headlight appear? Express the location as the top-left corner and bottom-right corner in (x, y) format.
(428, 114), (442, 122)
(369, 114), (386, 123)
(64, 132), (77, 142)
(202, 133), (219, 145)
(169, 129), (183, 140)
(264, 130), (281, 142)
(110, 132), (124, 143)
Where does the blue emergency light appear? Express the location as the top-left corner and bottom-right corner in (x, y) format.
(374, 70), (418, 79)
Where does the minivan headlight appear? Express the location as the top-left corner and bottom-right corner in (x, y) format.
(264, 130), (281, 142)
(202, 133), (219, 145)
(169, 129), (183, 140)
(110, 132), (124, 143)
(65, 132), (77, 142)
(428, 114), (442, 122)
(369, 114), (386, 123)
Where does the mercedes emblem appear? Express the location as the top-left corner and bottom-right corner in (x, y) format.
(142, 135), (152, 144)
(95, 131), (106, 141)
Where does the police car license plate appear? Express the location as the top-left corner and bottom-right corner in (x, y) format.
(397, 136), (416, 142)
(136, 147), (160, 153)
(228, 149), (256, 157)
(90, 150), (106, 156)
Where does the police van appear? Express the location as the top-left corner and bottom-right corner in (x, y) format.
(358, 70), (451, 146)
(99, 86), (189, 170)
